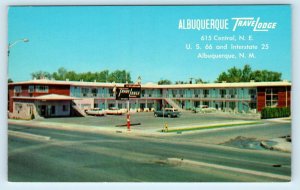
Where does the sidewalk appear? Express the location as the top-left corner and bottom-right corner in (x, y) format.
(265, 117), (292, 123)
(8, 119), (168, 138)
(8, 118), (264, 138)
(260, 138), (291, 153)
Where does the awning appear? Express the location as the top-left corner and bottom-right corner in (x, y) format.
(12, 94), (81, 101)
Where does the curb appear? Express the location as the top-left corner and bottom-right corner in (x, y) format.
(260, 139), (291, 153)
(8, 130), (51, 141)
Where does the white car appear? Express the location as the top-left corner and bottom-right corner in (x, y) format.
(105, 107), (124, 115)
(85, 108), (106, 116)
(193, 105), (216, 113)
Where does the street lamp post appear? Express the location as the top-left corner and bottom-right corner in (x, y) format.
(7, 38), (29, 111)
(8, 38), (29, 57)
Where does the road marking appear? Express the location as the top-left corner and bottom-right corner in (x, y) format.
(167, 158), (290, 181)
(167, 121), (262, 132)
(8, 130), (51, 141)
(8, 138), (128, 156)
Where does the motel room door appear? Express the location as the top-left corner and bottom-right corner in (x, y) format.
(50, 105), (55, 116)
(40, 105), (46, 117)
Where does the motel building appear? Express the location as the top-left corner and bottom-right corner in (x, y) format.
(8, 79), (291, 119)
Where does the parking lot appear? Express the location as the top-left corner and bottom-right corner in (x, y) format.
(36, 111), (258, 132)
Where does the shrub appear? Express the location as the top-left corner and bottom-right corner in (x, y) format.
(261, 107), (291, 119)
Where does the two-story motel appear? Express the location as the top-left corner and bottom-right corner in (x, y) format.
(8, 79), (291, 119)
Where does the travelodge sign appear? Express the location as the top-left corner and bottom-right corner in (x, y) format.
(116, 84), (141, 100)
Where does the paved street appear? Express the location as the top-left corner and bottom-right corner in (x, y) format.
(8, 122), (291, 182)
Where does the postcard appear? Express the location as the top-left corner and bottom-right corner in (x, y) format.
(7, 5), (291, 182)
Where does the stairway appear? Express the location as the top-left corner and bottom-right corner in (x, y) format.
(164, 98), (184, 111)
(71, 102), (87, 117)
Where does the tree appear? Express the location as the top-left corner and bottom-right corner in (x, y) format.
(175, 81), (188, 84)
(227, 67), (242, 82)
(216, 72), (229, 82)
(158, 79), (172, 85)
(52, 72), (59, 80)
(31, 71), (52, 79)
(107, 70), (132, 83)
(45, 68), (132, 83)
(8, 78), (13, 83)
(241, 64), (252, 82)
(216, 65), (282, 82)
(195, 78), (206, 84)
(95, 70), (109, 82)
(65, 71), (78, 81)
(57, 67), (67, 80)
(250, 70), (281, 82)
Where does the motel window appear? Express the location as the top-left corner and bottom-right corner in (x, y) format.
(51, 106), (55, 115)
(91, 88), (98, 97)
(108, 89), (114, 97)
(265, 88), (278, 108)
(172, 90), (176, 97)
(14, 86), (22, 93)
(272, 88), (279, 94)
(144, 90), (149, 97)
(62, 105), (69, 112)
(229, 102), (236, 110)
(148, 90), (152, 97)
(229, 89), (237, 98)
(203, 101), (209, 106)
(220, 89), (226, 98)
(194, 89), (200, 97)
(249, 89), (256, 99)
(203, 89), (209, 98)
(81, 88), (89, 97)
(179, 90), (184, 97)
(28, 85), (34, 93)
(36, 85), (49, 93)
(249, 102), (257, 109)
(266, 88), (272, 94)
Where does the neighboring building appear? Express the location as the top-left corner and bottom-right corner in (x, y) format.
(8, 79), (291, 119)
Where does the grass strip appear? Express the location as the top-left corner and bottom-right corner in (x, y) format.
(282, 118), (291, 121)
(161, 122), (263, 133)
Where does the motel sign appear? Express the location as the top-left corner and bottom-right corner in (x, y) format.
(116, 84), (141, 100)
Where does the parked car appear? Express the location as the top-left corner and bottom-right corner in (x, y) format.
(154, 108), (181, 118)
(85, 108), (106, 116)
(105, 107), (124, 115)
(192, 105), (216, 113)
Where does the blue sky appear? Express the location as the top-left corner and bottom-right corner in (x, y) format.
(8, 5), (291, 83)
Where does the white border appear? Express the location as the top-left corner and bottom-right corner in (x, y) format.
(1, 1), (299, 190)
